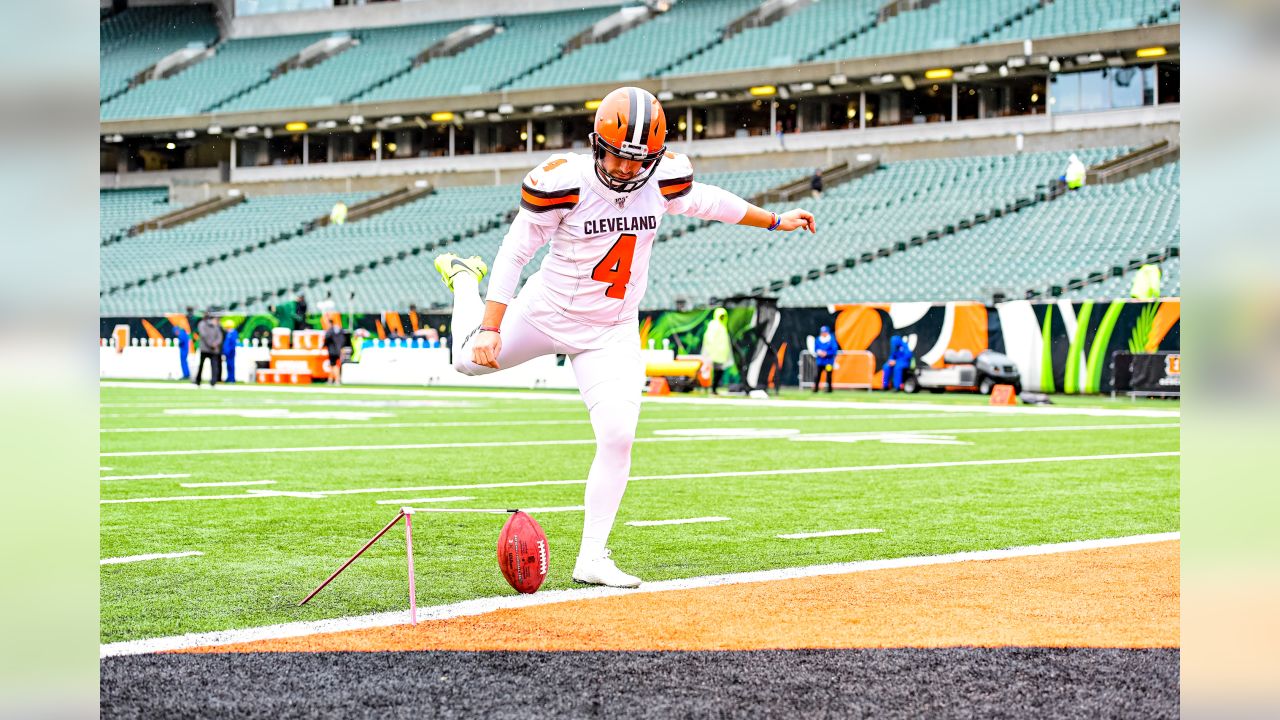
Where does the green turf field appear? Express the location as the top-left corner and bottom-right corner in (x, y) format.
(99, 381), (1180, 645)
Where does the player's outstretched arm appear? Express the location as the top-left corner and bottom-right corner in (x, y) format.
(737, 205), (816, 233)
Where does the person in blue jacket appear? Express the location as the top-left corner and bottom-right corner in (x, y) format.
(881, 335), (912, 391)
(174, 325), (190, 380)
(813, 325), (839, 393)
(221, 320), (239, 383)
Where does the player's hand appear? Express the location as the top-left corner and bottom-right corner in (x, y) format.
(472, 330), (501, 369)
(778, 209), (816, 233)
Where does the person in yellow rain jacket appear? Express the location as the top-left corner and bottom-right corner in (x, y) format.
(701, 307), (734, 395)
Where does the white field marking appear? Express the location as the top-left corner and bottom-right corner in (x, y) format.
(626, 517), (731, 527)
(100, 467), (113, 471)
(652, 428), (800, 438)
(180, 480), (277, 488)
(100, 412), (976, 434)
(643, 395), (1180, 419)
(164, 409), (393, 421)
(101, 473), (191, 481)
(100, 551), (203, 566)
(373, 496), (474, 505)
(99, 531), (1179, 657)
(100, 381), (1178, 418)
(244, 489), (326, 499)
(778, 528), (885, 539)
(100, 381), (585, 403)
(403, 505), (584, 514)
(790, 432), (971, 446)
(99, 451), (1180, 505)
(100, 421), (1179, 458)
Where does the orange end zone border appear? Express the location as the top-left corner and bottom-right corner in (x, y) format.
(185, 541), (1179, 654)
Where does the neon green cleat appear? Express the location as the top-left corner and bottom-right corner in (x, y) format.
(433, 253), (488, 292)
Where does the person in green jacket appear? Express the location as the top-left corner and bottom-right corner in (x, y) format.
(701, 307), (734, 395)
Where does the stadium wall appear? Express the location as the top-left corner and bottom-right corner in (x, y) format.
(100, 299), (1179, 393)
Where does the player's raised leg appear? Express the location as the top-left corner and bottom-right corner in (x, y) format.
(434, 253), (558, 376)
(568, 341), (645, 588)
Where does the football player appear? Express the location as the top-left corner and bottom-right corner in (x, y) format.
(435, 86), (815, 587)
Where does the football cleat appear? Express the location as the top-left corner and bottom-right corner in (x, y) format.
(572, 548), (641, 588)
(433, 253), (488, 292)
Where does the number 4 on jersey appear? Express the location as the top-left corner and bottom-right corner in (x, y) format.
(591, 233), (636, 299)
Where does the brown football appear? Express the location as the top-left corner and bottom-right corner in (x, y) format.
(497, 510), (549, 594)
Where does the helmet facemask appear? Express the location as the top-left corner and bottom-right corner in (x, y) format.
(590, 132), (665, 193)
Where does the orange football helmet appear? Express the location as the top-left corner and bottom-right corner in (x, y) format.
(590, 86), (667, 193)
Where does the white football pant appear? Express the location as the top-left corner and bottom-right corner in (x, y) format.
(450, 272), (642, 562)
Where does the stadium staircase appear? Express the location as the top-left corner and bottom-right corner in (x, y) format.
(1086, 139), (1180, 186)
(127, 193), (245, 238)
(208, 34), (359, 113)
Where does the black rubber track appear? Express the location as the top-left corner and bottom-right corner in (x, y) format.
(102, 648), (1178, 719)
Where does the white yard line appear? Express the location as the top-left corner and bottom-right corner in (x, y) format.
(627, 517), (731, 527)
(100, 551), (203, 566)
(100, 381), (1179, 418)
(100, 451), (1179, 505)
(100, 473), (191, 481)
(778, 529), (885, 539)
(100, 422), (1178, 458)
(373, 496), (474, 505)
(180, 480), (277, 488)
(99, 412), (979, 434)
(99, 531), (1179, 656)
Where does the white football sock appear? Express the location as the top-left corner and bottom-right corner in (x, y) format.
(578, 398), (639, 560)
(449, 271), (484, 357)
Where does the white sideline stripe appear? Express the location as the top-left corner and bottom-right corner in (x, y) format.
(373, 496), (474, 505)
(100, 381), (1179, 418)
(100, 551), (203, 566)
(101, 473), (191, 481)
(99, 412), (975, 434)
(778, 529), (884, 539)
(627, 517), (730, 527)
(180, 480), (277, 488)
(99, 451), (1180, 505)
(99, 531), (1179, 657)
(100, 466), (113, 471)
(403, 505), (584, 514)
(99, 422), (1179, 458)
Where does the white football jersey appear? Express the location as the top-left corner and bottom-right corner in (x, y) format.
(485, 151), (749, 349)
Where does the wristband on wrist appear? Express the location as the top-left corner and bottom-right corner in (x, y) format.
(480, 326), (501, 334)
(767, 212), (782, 231)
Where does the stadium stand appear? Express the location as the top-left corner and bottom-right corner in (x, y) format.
(216, 21), (467, 112)
(984, 0), (1181, 42)
(98, 168), (801, 315)
(360, 7), (617, 102)
(100, 188), (177, 246)
(776, 159), (1179, 305)
(666, 0), (883, 76)
(642, 148), (1122, 308)
(100, 4), (219, 102)
(99, 186), (511, 315)
(98, 0), (1180, 119)
(100, 191), (375, 298)
(507, 0), (760, 89)
(101, 32), (329, 119)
